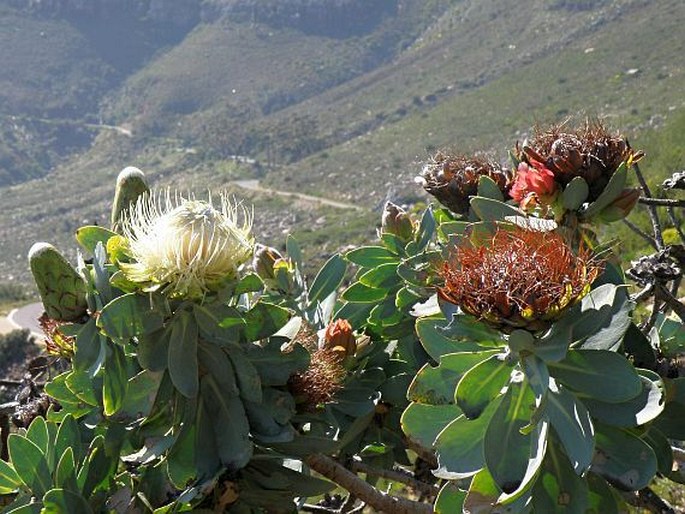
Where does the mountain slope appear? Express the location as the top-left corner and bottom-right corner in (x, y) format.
(1, 0), (684, 284)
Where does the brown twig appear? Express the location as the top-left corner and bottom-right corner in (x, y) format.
(349, 460), (439, 499)
(642, 286), (664, 333)
(655, 283), (685, 322)
(666, 206), (685, 243)
(304, 454), (433, 514)
(622, 218), (658, 251)
(623, 487), (677, 514)
(340, 494), (358, 513)
(638, 197), (685, 208)
(301, 505), (339, 514)
(631, 284), (654, 304)
(633, 163), (665, 250)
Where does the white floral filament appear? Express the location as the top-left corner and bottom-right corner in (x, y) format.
(120, 191), (254, 298)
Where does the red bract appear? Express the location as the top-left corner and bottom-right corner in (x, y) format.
(439, 227), (602, 333)
(510, 160), (557, 210)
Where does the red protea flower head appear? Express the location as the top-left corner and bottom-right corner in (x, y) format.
(417, 152), (512, 215)
(509, 160), (558, 210)
(516, 120), (642, 201)
(439, 227), (603, 333)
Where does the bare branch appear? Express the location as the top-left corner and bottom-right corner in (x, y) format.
(642, 287), (663, 333)
(340, 494), (358, 514)
(349, 460), (439, 499)
(638, 197), (685, 208)
(622, 218), (658, 251)
(622, 487), (677, 514)
(631, 284), (654, 304)
(666, 206), (685, 244)
(655, 283), (685, 322)
(633, 163), (665, 250)
(301, 504), (339, 514)
(305, 454), (433, 514)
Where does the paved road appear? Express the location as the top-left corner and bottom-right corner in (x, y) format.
(233, 179), (364, 211)
(1, 302), (44, 338)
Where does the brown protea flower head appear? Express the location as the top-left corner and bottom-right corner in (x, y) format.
(416, 152), (512, 215)
(288, 347), (346, 410)
(38, 312), (75, 359)
(439, 227), (603, 333)
(516, 120), (643, 201)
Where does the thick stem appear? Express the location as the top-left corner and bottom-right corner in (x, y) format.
(305, 454), (433, 514)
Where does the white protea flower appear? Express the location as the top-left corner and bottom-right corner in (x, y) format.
(119, 191), (254, 299)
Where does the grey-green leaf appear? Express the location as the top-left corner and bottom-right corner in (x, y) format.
(168, 311), (199, 398)
(549, 349), (642, 403)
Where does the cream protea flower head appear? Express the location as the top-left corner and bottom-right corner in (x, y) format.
(119, 191), (254, 299)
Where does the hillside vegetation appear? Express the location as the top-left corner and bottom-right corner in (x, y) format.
(1, 0), (684, 284)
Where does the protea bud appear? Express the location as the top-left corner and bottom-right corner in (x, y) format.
(516, 120), (642, 201)
(596, 188), (641, 222)
(381, 202), (414, 241)
(118, 192), (254, 299)
(321, 318), (356, 358)
(252, 244), (283, 281)
(111, 167), (150, 233)
(439, 227), (602, 334)
(416, 153), (511, 215)
(28, 242), (88, 322)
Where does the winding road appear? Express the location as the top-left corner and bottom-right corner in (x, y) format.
(232, 179), (364, 211)
(0, 302), (44, 338)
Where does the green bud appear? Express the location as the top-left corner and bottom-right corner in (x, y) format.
(28, 242), (88, 322)
(111, 166), (150, 232)
(381, 201), (414, 241)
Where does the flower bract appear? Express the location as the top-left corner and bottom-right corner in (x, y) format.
(510, 160), (558, 210)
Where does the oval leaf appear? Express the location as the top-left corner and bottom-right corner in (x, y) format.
(483, 379), (536, 493)
(98, 293), (165, 339)
(543, 381), (594, 474)
(456, 353), (512, 419)
(434, 396), (502, 479)
(592, 423), (657, 491)
(549, 349), (642, 403)
(401, 403), (463, 450)
(308, 254), (346, 305)
(8, 434), (52, 498)
(345, 246), (398, 267)
(168, 311), (199, 398)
